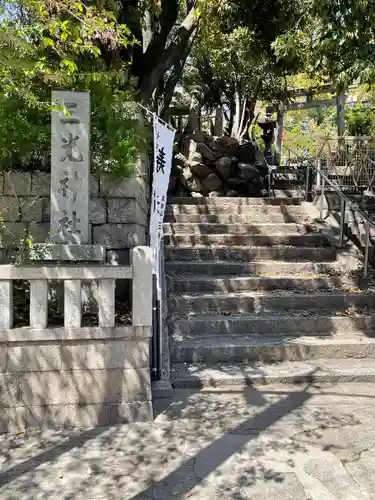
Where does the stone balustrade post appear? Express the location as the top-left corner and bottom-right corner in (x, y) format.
(132, 246), (152, 328)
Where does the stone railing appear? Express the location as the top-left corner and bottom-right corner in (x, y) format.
(0, 246), (153, 431)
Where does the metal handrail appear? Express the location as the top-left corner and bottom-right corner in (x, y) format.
(285, 145), (374, 278)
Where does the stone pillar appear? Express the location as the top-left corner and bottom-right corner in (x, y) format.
(214, 106), (223, 136)
(275, 102), (285, 166)
(51, 91), (90, 244)
(337, 90), (346, 137)
(132, 246), (152, 328)
(30, 280), (48, 328)
(0, 281), (12, 328)
(64, 280), (82, 327)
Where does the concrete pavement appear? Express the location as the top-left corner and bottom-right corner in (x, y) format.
(0, 382), (375, 498)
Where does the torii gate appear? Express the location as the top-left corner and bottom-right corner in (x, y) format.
(274, 84), (366, 164)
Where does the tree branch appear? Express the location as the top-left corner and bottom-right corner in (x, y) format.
(139, 5), (200, 103)
(161, 27), (198, 118)
(142, 0), (179, 68)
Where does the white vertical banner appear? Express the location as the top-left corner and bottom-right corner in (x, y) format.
(150, 117), (175, 279)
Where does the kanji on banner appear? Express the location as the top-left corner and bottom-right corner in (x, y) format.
(150, 117), (175, 275)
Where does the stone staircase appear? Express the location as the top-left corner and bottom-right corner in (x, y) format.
(164, 179), (375, 388)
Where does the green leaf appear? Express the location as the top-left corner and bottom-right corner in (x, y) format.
(42, 37), (54, 48)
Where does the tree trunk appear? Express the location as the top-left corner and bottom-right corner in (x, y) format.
(238, 102), (256, 143)
(231, 82), (242, 139)
(139, 6), (200, 104)
(161, 27), (198, 118)
(142, 9), (153, 53)
(226, 98), (235, 136)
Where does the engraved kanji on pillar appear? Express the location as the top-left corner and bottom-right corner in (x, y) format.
(51, 91), (90, 244)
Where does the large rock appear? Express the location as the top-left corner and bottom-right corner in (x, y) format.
(187, 176), (204, 193)
(182, 132), (206, 159)
(255, 147), (265, 164)
(190, 151), (204, 163)
(226, 177), (249, 195)
(190, 161), (211, 179)
(226, 189), (239, 197)
(168, 176), (176, 194)
(182, 167), (193, 182)
(197, 142), (217, 161)
(182, 137), (198, 160)
(238, 142), (257, 164)
(187, 131), (206, 143)
(226, 177), (248, 189)
(215, 136), (239, 156)
(202, 173), (223, 192)
(181, 167), (203, 193)
(238, 163), (260, 180)
(174, 152), (190, 168)
(215, 157), (233, 179)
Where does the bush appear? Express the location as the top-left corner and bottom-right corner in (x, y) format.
(345, 104), (375, 136)
(0, 85), (149, 177)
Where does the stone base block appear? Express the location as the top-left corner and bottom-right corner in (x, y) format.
(152, 380), (173, 399)
(0, 328), (153, 431)
(1, 401), (153, 432)
(29, 244), (105, 261)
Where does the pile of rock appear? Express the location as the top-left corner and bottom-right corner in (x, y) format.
(169, 133), (270, 198)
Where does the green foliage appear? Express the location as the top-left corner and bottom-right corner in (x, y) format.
(273, 0), (375, 87)
(0, 0), (136, 99)
(345, 104), (375, 136)
(282, 106), (336, 158)
(0, 0), (148, 176)
(0, 80), (148, 176)
(184, 1), (298, 119)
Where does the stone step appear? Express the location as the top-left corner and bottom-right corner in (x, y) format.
(165, 260), (346, 276)
(164, 212), (311, 223)
(272, 189), (305, 198)
(273, 172), (299, 180)
(164, 245), (337, 262)
(168, 195), (304, 206)
(171, 334), (375, 364)
(273, 183), (305, 192)
(171, 358), (375, 388)
(164, 222), (315, 235)
(165, 204), (306, 216)
(168, 313), (375, 337)
(168, 291), (375, 315)
(166, 274), (360, 294)
(164, 233), (328, 248)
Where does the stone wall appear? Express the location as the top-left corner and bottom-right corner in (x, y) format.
(0, 156), (150, 263)
(0, 328), (153, 429)
(0, 247), (153, 429)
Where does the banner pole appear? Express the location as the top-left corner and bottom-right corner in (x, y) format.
(150, 111), (160, 381)
(149, 113), (176, 382)
(151, 272), (160, 381)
